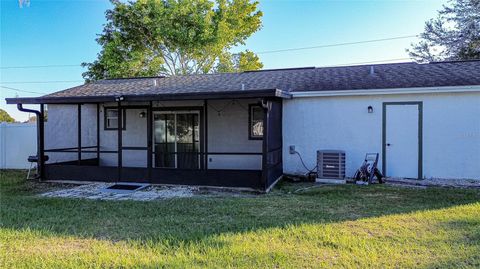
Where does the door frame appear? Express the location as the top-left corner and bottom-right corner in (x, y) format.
(152, 106), (204, 169)
(382, 101), (423, 179)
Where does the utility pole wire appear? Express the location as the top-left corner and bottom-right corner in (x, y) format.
(1, 85), (46, 95)
(0, 80), (84, 84)
(0, 64), (81, 69)
(0, 35), (419, 69)
(256, 35), (418, 54)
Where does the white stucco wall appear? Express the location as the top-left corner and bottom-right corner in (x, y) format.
(99, 105), (148, 167)
(207, 99), (263, 170)
(45, 104), (97, 163)
(45, 99), (262, 170)
(283, 91), (480, 179)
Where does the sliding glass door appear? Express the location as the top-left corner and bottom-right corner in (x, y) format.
(153, 111), (200, 169)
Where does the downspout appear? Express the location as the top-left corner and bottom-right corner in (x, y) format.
(17, 104), (44, 180)
(260, 98), (269, 110)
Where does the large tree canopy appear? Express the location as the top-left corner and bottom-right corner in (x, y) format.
(408, 0), (480, 62)
(83, 0), (263, 81)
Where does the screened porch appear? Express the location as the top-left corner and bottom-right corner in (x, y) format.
(38, 97), (283, 191)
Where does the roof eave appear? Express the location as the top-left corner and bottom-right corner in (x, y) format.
(5, 88), (291, 105)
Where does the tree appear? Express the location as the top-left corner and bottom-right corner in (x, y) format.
(408, 0), (480, 63)
(83, 0), (263, 81)
(0, 109), (15, 123)
(216, 50), (262, 73)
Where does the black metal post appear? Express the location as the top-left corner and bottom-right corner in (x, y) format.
(39, 104), (45, 180)
(147, 101), (153, 181)
(96, 103), (100, 164)
(77, 104), (82, 165)
(261, 99), (269, 190)
(117, 101), (122, 182)
(204, 99), (208, 170)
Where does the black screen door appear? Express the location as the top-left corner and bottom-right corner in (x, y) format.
(154, 111), (200, 169)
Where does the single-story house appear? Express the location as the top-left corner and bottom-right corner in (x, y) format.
(6, 60), (480, 192)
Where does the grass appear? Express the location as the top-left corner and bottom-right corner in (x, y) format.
(1, 169), (480, 268)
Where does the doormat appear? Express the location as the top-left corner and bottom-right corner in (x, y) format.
(106, 184), (144, 191)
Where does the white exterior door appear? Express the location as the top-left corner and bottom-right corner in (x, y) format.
(384, 103), (421, 179)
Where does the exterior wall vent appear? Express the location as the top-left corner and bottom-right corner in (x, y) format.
(316, 150), (346, 184)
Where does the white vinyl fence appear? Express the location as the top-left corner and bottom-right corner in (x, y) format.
(0, 122), (37, 169)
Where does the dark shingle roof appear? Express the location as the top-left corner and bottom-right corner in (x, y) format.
(7, 60), (480, 104)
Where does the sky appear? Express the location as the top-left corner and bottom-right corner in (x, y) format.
(1, 0), (447, 121)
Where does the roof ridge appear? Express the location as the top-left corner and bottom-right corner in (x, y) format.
(78, 59), (480, 83)
(429, 59), (480, 64)
(93, 60), (480, 83)
(104, 75), (166, 80)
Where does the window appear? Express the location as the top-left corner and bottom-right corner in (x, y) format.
(249, 104), (264, 139)
(104, 108), (126, 130)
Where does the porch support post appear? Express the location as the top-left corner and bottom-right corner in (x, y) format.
(261, 99), (268, 189)
(77, 104), (82, 165)
(96, 103), (100, 164)
(117, 101), (122, 182)
(260, 98), (283, 192)
(204, 99), (208, 170)
(147, 101), (153, 181)
(39, 104), (45, 180)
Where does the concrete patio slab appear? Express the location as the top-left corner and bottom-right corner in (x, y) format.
(39, 182), (257, 201)
(40, 183), (198, 201)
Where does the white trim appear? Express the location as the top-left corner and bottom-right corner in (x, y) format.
(291, 85), (480, 98)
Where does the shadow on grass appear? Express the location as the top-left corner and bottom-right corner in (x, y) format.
(1, 170), (480, 245)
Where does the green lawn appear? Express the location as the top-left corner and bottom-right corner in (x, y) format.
(1, 170), (479, 268)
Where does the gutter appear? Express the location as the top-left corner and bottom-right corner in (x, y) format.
(6, 88), (291, 105)
(17, 104), (44, 180)
(291, 85), (480, 98)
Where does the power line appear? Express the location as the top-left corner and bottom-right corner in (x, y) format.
(0, 80), (83, 84)
(0, 85), (46, 95)
(0, 35), (419, 70)
(0, 64), (82, 69)
(256, 35), (418, 54)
